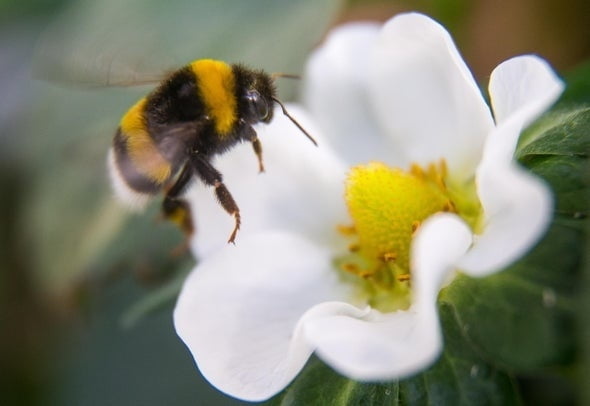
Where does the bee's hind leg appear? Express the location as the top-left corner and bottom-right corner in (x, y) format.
(162, 164), (195, 238)
(190, 154), (241, 244)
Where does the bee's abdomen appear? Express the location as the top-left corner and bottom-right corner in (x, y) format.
(109, 98), (174, 207)
(112, 128), (167, 191)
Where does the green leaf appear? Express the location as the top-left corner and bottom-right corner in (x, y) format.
(556, 59), (590, 107)
(400, 303), (520, 405)
(266, 357), (398, 406)
(523, 154), (588, 215)
(517, 106), (590, 159)
(440, 237), (577, 370)
(517, 106), (589, 218)
(519, 122), (589, 391)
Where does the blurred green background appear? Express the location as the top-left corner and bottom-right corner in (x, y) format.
(1, 0), (589, 405)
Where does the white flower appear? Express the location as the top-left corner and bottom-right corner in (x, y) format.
(173, 13), (564, 402)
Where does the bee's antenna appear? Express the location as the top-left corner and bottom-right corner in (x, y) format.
(271, 73), (301, 80)
(272, 97), (318, 146)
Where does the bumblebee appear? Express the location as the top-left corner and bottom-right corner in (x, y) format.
(108, 59), (316, 244)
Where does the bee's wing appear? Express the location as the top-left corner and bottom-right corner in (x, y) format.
(154, 120), (208, 141)
(32, 11), (178, 89)
(72, 74), (173, 88)
(151, 119), (210, 163)
(33, 58), (175, 88)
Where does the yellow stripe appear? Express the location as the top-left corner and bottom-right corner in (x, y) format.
(190, 59), (237, 135)
(120, 98), (172, 184)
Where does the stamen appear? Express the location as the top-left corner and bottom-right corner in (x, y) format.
(410, 163), (425, 178)
(442, 200), (457, 212)
(341, 263), (360, 274)
(348, 243), (360, 252)
(382, 252), (397, 262)
(439, 159), (448, 178)
(337, 224), (357, 236)
(397, 274), (411, 282)
(411, 221), (421, 234)
(341, 263), (373, 279)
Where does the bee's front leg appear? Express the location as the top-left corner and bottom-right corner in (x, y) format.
(251, 137), (264, 173)
(241, 122), (264, 173)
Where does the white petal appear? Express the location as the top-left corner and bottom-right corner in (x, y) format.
(368, 13), (494, 177)
(302, 23), (406, 165)
(411, 213), (474, 302)
(489, 55), (564, 128)
(458, 162), (552, 276)
(461, 57), (562, 276)
(187, 105), (348, 257)
(483, 55), (564, 166)
(174, 231), (351, 402)
(304, 213), (472, 380)
(304, 306), (434, 380)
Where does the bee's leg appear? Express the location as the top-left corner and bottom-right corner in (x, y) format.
(241, 122), (264, 173)
(162, 197), (194, 236)
(251, 136), (264, 173)
(162, 164), (195, 237)
(191, 154), (241, 244)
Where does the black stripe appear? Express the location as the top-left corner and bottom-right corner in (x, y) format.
(231, 64), (253, 122)
(145, 66), (205, 131)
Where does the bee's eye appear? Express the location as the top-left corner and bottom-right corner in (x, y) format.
(244, 90), (269, 121)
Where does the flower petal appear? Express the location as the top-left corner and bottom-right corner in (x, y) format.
(368, 13), (494, 177)
(484, 55), (564, 166)
(302, 22), (407, 165)
(458, 162), (552, 277)
(303, 213), (472, 380)
(489, 55), (564, 129)
(187, 105), (348, 257)
(174, 231), (351, 402)
(460, 57), (562, 276)
(411, 213), (474, 301)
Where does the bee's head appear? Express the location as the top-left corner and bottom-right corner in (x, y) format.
(234, 66), (276, 125)
(233, 64), (317, 146)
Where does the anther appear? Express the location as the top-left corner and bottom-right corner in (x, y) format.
(341, 263), (360, 274)
(337, 224), (357, 236)
(410, 163), (425, 178)
(439, 159), (448, 177)
(348, 243), (360, 252)
(442, 200), (456, 212)
(427, 163), (437, 179)
(397, 274), (411, 282)
(341, 263), (374, 279)
(382, 252), (397, 262)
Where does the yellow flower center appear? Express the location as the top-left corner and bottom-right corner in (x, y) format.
(336, 160), (482, 312)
